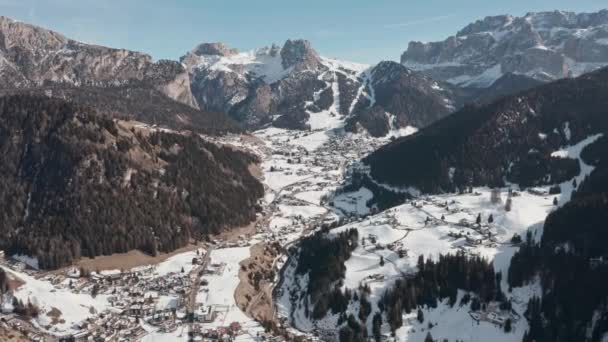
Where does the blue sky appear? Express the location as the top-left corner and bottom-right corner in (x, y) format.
(1, 0), (607, 64)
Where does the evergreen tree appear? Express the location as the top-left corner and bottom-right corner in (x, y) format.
(417, 308), (425, 323)
(476, 213), (481, 225)
(0, 269), (7, 294)
(510, 233), (522, 244)
(504, 318), (512, 333)
(91, 284), (100, 298)
(425, 331), (434, 342)
(505, 198), (513, 212)
(372, 313), (382, 342)
(471, 297), (481, 311)
(488, 214), (494, 224)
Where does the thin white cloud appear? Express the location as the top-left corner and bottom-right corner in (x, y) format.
(384, 15), (453, 29)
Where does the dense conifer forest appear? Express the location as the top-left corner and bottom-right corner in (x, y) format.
(380, 252), (503, 334)
(0, 84), (241, 136)
(294, 228), (359, 319)
(293, 229), (508, 342)
(508, 133), (608, 342)
(0, 95), (264, 269)
(363, 67), (608, 194)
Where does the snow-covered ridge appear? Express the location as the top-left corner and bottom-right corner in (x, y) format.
(187, 44), (369, 85)
(401, 9), (608, 87)
(190, 48), (293, 84)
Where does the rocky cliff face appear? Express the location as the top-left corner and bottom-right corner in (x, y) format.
(182, 39), (331, 130)
(401, 10), (608, 88)
(0, 16), (197, 108)
(183, 40), (460, 135)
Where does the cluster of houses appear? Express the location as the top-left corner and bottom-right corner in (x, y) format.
(70, 313), (146, 341)
(188, 321), (242, 341)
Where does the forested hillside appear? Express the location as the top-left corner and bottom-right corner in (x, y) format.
(0, 95), (263, 269)
(364, 67), (608, 194)
(0, 84), (240, 136)
(508, 135), (608, 342)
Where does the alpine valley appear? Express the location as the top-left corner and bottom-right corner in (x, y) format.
(0, 8), (607, 342)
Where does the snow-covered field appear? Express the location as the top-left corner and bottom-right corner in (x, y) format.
(0, 265), (112, 335)
(277, 187), (554, 340)
(149, 250), (199, 278)
(275, 132), (604, 341)
(196, 247), (262, 333)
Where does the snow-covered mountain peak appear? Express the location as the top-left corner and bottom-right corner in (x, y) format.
(183, 38), (461, 134)
(190, 42), (239, 57)
(279, 38), (321, 70)
(402, 9), (608, 88)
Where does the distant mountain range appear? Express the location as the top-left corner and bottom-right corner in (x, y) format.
(181, 40), (460, 135)
(401, 10), (608, 88)
(3, 11), (608, 137)
(0, 16), (196, 106)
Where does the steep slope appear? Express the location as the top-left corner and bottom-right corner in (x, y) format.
(0, 17), (247, 136)
(183, 40), (365, 130)
(362, 67), (608, 195)
(468, 73), (545, 105)
(507, 136), (608, 342)
(346, 61), (461, 136)
(183, 42), (460, 136)
(0, 16), (197, 107)
(0, 84), (240, 135)
(401, 10), (608, 88)
(0, 95), (264, 269)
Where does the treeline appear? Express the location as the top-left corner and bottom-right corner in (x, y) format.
(0, 83), (242, 136)
(380, 252), (502, 333)
(293, 234), (508, 340)
(0, 95), (263, 269)
(508, 135), (608, 342)
(508, 194), (608, 341)
(295, 228), (359, 319)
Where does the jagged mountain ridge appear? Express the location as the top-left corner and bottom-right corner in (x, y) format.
(401, 9), (608, 88)
(182, 40), (462, 135)
(0, 15), (555, 138)
(0, 16), (197, 107)
(0, 16), (250, 136)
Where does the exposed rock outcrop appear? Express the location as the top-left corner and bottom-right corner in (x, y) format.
(401, 10), (608, 87)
